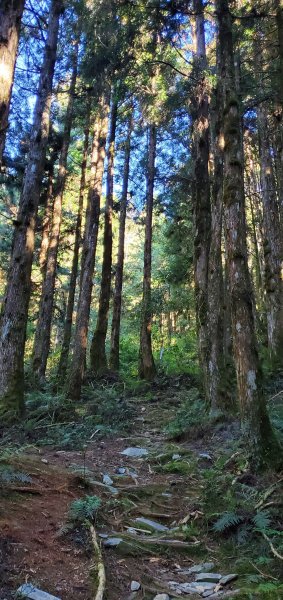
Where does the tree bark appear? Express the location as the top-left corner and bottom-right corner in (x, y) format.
(0, 0), (63, 415)
(257, 105), (283, 366)
(109, 107), (133, 371)
(191, 0), (211, 400)
(0, 0), (25, 166)
(57, 108), (90, 384)
(66, 96), (109, 401)
(90, 96), (118, 375)
(138, 124), (157, 380)
(216, 0), (281, 468)
(32, 42), (78, 381)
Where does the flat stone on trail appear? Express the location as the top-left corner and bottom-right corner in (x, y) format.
(202, 591), (217, 598)
(195, 573), (222, 583)
(130, 581), (140, 591)
(181, 582), (216, 593)
(153, 595), (170, 600)
(102, 473), (114, 485)
(219, 574), (238, 585)
(178, 562), (215, 575)
(121, 447), (148, 457)
(135, 517), (169, 532)
(103, 537), (123, 547)
(17, 584), (61, 600)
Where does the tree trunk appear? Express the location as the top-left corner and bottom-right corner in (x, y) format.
(66, 96), (109, 401)
(32, 43), (78, 381)
(0, 0), (25, 166)
(257, 105), (283, 366)
(138, 124), (157, 380)
(57, 109), (90, 384)
(90, 97), (118, 375)
(38, 148), (59, 275)
(207, 92), (225, 412)
(191, 0), (211, 400)
(216, 0), (281, 469)
(109, 107), (133, 371)
(0, 0), (62, 416)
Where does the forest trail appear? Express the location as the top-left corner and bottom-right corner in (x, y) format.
(0, 384), (249, 600)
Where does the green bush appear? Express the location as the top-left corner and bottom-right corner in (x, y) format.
(165, 387), (206, 438)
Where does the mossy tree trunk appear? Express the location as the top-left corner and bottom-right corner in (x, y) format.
(138, 124), (157, 381)
(32, 42), (78, 381)
(109, 106), (133, 371)
(216, 0), (282, 469)
(66, 96), (109, 401)
(57, 108), (90, 384)
(0, 0), (25, 166)
(90, 96), (118, 375)
(191, 0), (211, 402)
(0, 0), (63, 416)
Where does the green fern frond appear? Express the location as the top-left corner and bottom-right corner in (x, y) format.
(213, 511), (243, 532)
(68, 495), (101, 524)
(0, 466), (32, 485)
(252, 510), (272, 531)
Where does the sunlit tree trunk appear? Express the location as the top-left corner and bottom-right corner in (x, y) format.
(38, 153), (57, 275)
(90, 96), (118, 374)
(0, 0), (25, 166)
(257, 105), (283, 366)
(109, 107), (133, 371)
(191, 0), (211, 400)
(216, 0), (281, 468)
(32, 43), (78, 381)
(138, 124), (157, 380)
(67, 97), (109, 401)
(57, 109), (90, 384)
(0, 0), (62, 416)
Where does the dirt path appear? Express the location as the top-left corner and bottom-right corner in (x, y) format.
(0, 393), (275, 599)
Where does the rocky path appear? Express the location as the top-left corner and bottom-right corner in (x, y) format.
(1, 396), (242, 600)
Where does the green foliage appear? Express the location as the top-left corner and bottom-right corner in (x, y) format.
(252, 511), (272, 532)
(68, 495), (101, 524)
(165, 388), (207, 438)
(213, 511), (244, 533)
(0, 464), (32, 485)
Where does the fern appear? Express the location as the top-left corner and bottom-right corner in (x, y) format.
(213, 511), (244, 532)
(252, 510), (272, 531)
(68, 495), (101, 524)
(0, 465), (32, 485)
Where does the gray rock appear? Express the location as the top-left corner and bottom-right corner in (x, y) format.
(116, 467), (126, 474)
(98, 533), (108, 539)
(172, 453), (181, 460)
(103, 473), (114, 485)
(130, 581), (140, 591)
(182, 582), (216, 593)
(17, 585), (61, 600)
(153, 595), (170, 600)
(219, 574), (238, 586)
(121, 447), (148, 457)
(202, 591), (217, 598)
(199, 452), (212, 460)
(195, 573), (222, 583)
(103, 537), (123, 547)
(178, 562), (215, 575)
(135, 517), (169, 532)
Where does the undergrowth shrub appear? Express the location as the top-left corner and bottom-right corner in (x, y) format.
(165, 388), (207, 438)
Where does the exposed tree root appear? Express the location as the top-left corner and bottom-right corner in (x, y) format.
(90, 524), (106, 600)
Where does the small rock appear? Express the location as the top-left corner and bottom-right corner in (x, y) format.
(219, 574), (238, 586)
(135, 517), (169, 532)
(202, 591), (216, 598)
(172, 453), (181, 460)
(121, 447), (148, 457)
(98, 533), (108, 539)
(195, 573), (222, 583)
(17, 584), (61, 600)
(153, 595), (170, 600)
(130, 581), (140, 591)
(199, 452), (213, 460)
(115, 467), (126, 474)
(103, 537), (123, 547)
(102, 473), (113, 485)
(41, 459), (49, 464)
(182, 582), (216, 593)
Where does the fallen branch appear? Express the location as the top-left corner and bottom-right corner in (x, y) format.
(90, 524), (106, 600)
(262, 531), (283, 561)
